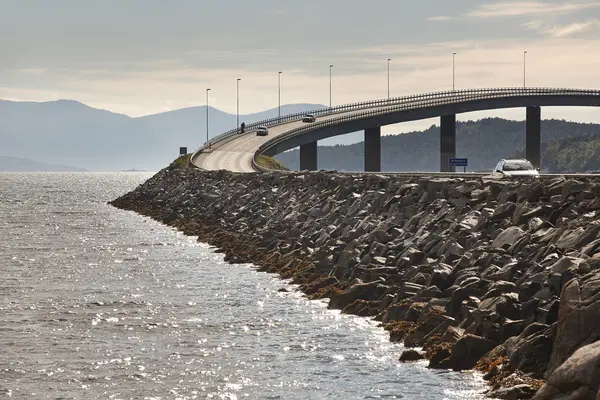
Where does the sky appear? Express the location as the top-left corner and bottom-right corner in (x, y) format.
(2, 0), (600, 134)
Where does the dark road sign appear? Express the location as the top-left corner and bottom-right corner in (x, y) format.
(449, 158), (468, 167)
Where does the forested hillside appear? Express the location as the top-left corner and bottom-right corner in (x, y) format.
(275, 118), (600, 172)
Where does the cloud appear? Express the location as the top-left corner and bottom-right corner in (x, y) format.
(428, 16), (453, 21)
(3, 35), (600, 123)
(468, 1), (600, 18)
(524, 19), (544, 30)
(543, 20), (600, 37)
(19, 68), (45, 75)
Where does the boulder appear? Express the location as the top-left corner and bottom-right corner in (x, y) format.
(404, 314), (454, 347)
(447, 334), (497, 371)
(493, 202), (517, 220)
(482, 281), (518, 300)
(492, 227), (525, 249)
(534, 341), (600, 400)
(489, 384), (537, 400)
(328, 281), (382, 310)
(546, 274), (600, 376)
(504, 323), (554, 376)
(399, 349), (425, 362)
(549, 256), (588, 275)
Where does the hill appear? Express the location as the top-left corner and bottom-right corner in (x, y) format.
(0, 99), (328, 172)
(0, 156), (86, 172)
(275, 118), (600, 173)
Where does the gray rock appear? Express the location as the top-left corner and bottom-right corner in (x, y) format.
(493, 202), (517, 220)
(546, 273), (600, 376)
(505, 323), (554, 376)
(493, 227), (525, 249)
(488, 384), (537, 399)
(329, 281), (382, 310)
(448, 334), (497, 371)
(534, 341), (600, 400)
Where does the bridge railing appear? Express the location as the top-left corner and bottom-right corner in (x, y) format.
(252, 87), (600, 171)
(192, 87), (576, 157)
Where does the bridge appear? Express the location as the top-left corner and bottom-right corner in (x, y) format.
(191, 87), (600, 173)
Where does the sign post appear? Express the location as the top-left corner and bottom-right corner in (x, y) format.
(449, 157), (468, 173)
(179, 147), (188, 157)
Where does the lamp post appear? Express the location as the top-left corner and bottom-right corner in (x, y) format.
(387, 58), (391, 99)
(206, 88), (211, 149)
(329, 64), (333, 108)
(453, 52), (457, 91)
(523, 51), (527, 88)
(236, 78), (241, 131)
(278, 71), (282, 121)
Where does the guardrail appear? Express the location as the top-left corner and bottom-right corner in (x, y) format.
(251, 88), (600, 172)
(193, 87), (588, 158)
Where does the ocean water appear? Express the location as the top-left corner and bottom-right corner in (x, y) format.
(0, 172), (487, 399)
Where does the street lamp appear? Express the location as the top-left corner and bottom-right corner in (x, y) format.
(387, 58), (391, 99)
(523, 51), (527, 88)
(237, 78), (241, 131)
(329, 64), (333, 108)
(278, 71), (282, 121)
(206, 88), (211, 149)
(452, 52), (457, 91)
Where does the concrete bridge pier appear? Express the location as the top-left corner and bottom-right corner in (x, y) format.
(440, 114), (456, 172)
(364, 127), (381, 172)
(299, 141), (318, 171)
(526, 106), (541, 169)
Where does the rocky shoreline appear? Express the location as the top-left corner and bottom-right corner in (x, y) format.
(110, 166), (600, 399)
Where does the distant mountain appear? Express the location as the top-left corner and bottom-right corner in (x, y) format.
(0, 156), (86, 172)
(0, 99), (329, 172)
(275, 118), (600, 173)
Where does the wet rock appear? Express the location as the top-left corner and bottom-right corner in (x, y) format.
(404, 314), (455, 348)
(341, 299), (380, 316)
(488, 384), (537, 400)
(399, 349), (425, 362)
(328, 281), (382, 310)
(448, 334), (497, 371)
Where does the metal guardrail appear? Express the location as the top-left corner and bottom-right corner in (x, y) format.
(252, 87), (600, 172)
(192, 87), (574, 157)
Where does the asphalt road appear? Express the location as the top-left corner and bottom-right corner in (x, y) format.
(192, 110), (370, 172)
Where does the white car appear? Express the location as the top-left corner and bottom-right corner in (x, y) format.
(493, 159), (539, 177)
(256, 126), (269, 136)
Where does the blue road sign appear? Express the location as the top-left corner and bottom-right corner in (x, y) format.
(449, 158), (468, 167)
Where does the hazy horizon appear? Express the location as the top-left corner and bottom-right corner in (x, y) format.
(2, 0), (600, 134)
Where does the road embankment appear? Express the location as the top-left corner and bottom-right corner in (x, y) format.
(110, 167), (600, 399)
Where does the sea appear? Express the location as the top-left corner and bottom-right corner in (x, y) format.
(0, 172), (488, 399)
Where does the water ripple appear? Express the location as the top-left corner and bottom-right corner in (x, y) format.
(0, 173), (488, 399)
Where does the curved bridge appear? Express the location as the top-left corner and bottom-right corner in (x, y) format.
(191, 87), (600, 173)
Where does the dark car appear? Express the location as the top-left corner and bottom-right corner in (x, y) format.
(302, 114), (316, 123)
(256, 126), (268, 136)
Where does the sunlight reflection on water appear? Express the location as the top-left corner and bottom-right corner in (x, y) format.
(0, 172), (488, 399)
